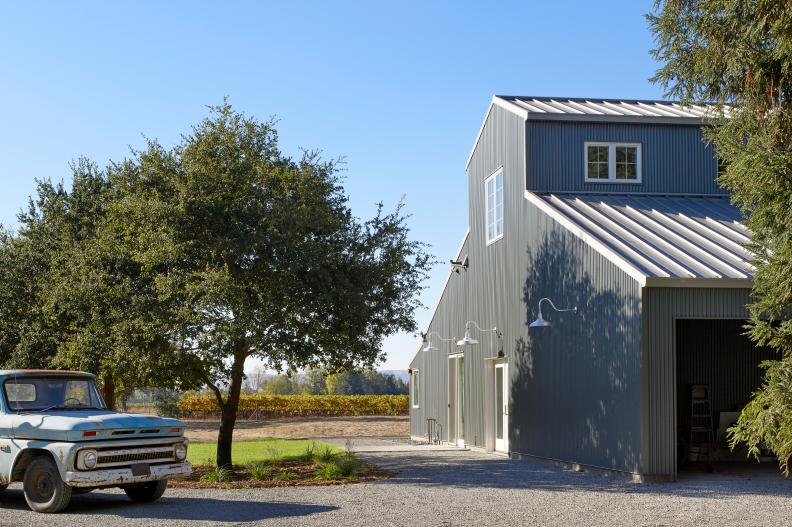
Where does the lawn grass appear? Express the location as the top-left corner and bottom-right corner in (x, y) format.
(187, 438), (340, 466)
(174, 438), (388, 488)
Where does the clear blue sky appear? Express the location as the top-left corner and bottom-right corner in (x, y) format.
(0, 1), (666, 372)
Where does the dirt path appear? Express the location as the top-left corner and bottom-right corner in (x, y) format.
(184, 415), (409, 442)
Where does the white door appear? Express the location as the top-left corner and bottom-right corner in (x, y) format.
(448, 354), (465, 447)
(495, 363), (509, 452)
(447, 357), (456, 444)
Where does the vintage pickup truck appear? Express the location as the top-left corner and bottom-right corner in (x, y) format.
(0, 370), (191, 513)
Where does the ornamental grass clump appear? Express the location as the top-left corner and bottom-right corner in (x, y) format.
(247, 461), (273, 481)
(314, 461), (343, 480)
(314, 445), (337, 463)
(296, 442), (316, 462)
(314, 455), (366, 480)
(200, 465), (234, 483)
(337, 456), (365, 478)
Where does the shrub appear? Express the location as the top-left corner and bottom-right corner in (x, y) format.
(274, 470), (298, 481)
(152, 388), (182, 417)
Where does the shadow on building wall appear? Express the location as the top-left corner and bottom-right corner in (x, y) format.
(512, 230), (642, 473)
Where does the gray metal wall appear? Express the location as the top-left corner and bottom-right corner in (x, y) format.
(462, 104), (527, 448)
(512, 201), (643, 473)
(410, 104), (526, 446)
(641, 287), (752, 478)
(409, 236), (469, 439)
(527, 121), (723, 195)
(412, 104), (645, 473)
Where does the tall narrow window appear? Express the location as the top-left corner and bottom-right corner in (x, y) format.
(411, 370), (420, 408)
(585, 142), (641, 183)
(485, 169), (504, 244)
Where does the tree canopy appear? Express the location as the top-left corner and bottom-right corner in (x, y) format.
(122, 102), (431, 465)
(650, 0), (792, 474)
(0, 101), (432, 468)
(0, 161), (197, 406)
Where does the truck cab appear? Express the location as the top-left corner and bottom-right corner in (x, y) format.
(0, 370), (191, 513)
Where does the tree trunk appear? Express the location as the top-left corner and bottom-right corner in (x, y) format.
(102, 373), (116, 410)
(216, 351), (246, 468)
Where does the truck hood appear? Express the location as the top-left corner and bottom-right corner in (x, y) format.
(9, 411), (186, 442)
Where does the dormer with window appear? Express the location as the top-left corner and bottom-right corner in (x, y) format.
(474, 96), (727, 196)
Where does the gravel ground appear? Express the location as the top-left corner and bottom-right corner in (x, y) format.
(0, 450), (790, 527)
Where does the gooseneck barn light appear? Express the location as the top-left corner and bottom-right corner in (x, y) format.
(456, 321), (502, 350)
(421, 331), (455, 352)
(529, 297), (578, 328)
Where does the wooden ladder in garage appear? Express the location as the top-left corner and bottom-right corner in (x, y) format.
(690, 385), (714, 462)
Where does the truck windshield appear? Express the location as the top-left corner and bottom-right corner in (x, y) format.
(3, 376), (106, 412)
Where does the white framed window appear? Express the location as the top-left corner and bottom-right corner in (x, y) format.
(585, 142), (641, 183)
(411, 369), (420, 408)
(485, 168), (504, 244)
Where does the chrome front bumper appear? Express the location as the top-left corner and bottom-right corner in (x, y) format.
(64, 462), (192, 487)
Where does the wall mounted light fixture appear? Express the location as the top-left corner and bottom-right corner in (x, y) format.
(421, 331), (455, 352)
(529, 297), (578, 328)
(456, 321), (503, 357)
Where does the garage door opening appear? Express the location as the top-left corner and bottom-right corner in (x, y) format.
(676, 319), (778, 472)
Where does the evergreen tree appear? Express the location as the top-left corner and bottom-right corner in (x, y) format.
(650, 0), (792, 474)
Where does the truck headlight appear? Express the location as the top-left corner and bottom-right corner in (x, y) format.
(79, 449), (98, 470)
(174, 443), (187, 461)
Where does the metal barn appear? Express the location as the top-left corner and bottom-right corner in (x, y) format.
(409, 96), (769, 481)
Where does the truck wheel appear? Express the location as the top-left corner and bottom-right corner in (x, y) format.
(123, 480), (167, 503)
(23, 456), (72, 513)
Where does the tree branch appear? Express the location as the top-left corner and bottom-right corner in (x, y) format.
(207, 381), (225, 410)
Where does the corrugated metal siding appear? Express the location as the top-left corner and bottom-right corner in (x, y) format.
(409, 237), (469, 440)
(511, 202), (643, 473)
(409, 105), (527, 446)
(462, 104), (527, 448)
(413, 103), (645, 472)
(527, 121), (723, 195)
(642, 288), (753, 477)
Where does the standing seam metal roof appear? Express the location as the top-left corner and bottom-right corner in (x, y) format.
(498, 96), (727, 120)
(534, 193), (752, 280)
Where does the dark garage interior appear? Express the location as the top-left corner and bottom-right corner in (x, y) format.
(676, 318), (778, 469)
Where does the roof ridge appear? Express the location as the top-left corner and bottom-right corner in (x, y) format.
(496, 95), (717, 106)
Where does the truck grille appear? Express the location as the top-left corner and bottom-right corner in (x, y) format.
(80, 444), (178, 470)
(98, 448), (175, 466)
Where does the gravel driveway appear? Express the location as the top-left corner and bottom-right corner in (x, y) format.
(0, 450), (790, 527)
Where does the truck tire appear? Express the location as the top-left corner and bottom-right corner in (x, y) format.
(123, 479), (167, 503)
(23, 456), (72, 513)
